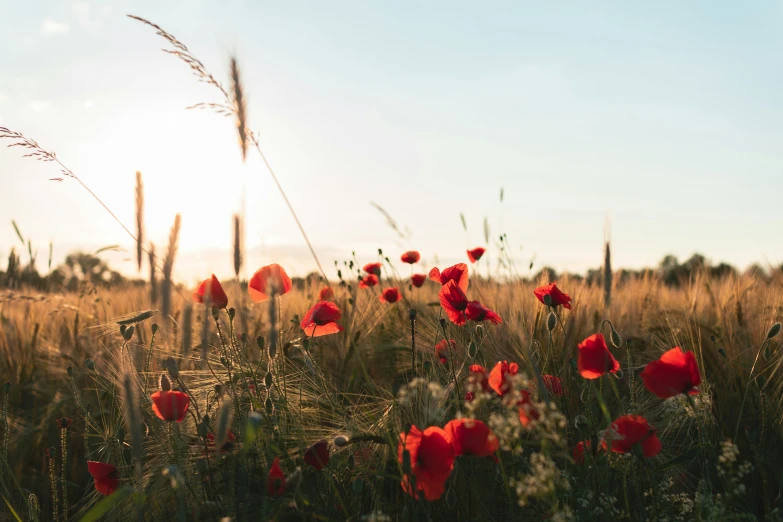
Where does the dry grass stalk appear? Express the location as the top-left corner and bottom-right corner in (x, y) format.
(148, 243), (157, 306)
(160, 214), (181, 324)
(230, 57), (247, 162)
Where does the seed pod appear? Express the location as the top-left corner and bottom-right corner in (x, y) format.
(547, 312), (556, 331)
(767, 323), (780, 339)
(159, 373), (171, 392)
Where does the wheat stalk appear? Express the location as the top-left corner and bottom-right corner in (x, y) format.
(161, 214), (181, 323)
(135, 171), (144, 272)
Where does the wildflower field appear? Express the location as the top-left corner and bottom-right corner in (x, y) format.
(2, 15), (783, 522)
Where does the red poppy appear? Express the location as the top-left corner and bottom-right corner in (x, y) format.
(467, 247), (486, 263)
(363, 262), (382, 276)
(304, 440), (330, 471)
(206, 431), (237, 453)
(465, 301), (502, 324)
(379, 287), (401, 303)
(435, 339), (457, 364)
(444, 418), (498, 457)
(488, 361), (519, 396)
(640, 347), (701, 399)
(573, 440), (592, 464)
(151, 390), (190, 422)
(359, 273), (379, 289)
(318, 286), (334, 301)
(411, 274), (427, 288)
(542, 374), (565, 396)
(398, 425), (455, 501)
(518, 390), (540, 427)
(401, 251), (421, 264)
(267, 456), (286, 496)
(533, 282), (572, 310)
(602, 415), (662, 458)
(465, 364), (490, 401)
(577, 334), (620, 379)
(439, 280), (469, 325)
(87, 461), (119, 496)
(429, 263), (469, 293)
(193, 274), (228, 309)
(248, 264), (292, 302)
(300, 301), (344, 337)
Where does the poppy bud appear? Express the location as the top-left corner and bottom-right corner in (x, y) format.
(543, 294), (552, 306)
(256, 336), (265, 349)
(264, 371), (273, 388)
(574, 414), (589, 432)
(378, 248), (383, 256)
(165, 357), (180, 379)
(211, 308), (220, 321)
(468, 341), (478, 358)
(215, 384), (225, 398)
(547, 312), (556, 331)
(120, 324), (126, 336)
(67, 366), (73, 377)
(408, 308), (417, 321)
(439, 318), (447, 328)
(122, 325), (134, 341)
(240, 332), (247, 343)
(159, 374), (171, 392)
(84, 358), (95, 371)
(610, 329), (622, 348)
(422, 360), (431, 373)
(151, 323), (158, 334)
(757, 375), (766, 389)
(333, 435), (349, 448)
(265, 397), (274, 415)
(613, 369), (624, 379)
(767, 323), (780, 339)
(475, 324), (484, 340)
(268, 342), (277, 360)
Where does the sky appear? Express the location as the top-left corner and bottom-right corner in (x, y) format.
(1, 1), (782, 284)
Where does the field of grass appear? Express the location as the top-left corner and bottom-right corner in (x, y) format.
(2, 14), (783, 522)
(1, 269), (782, 521)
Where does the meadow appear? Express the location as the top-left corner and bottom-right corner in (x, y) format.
(1, 15), (783, 522)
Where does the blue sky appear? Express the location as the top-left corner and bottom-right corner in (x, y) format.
(1, 1), (782, 282)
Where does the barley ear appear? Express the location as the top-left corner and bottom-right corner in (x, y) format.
(135, 171), (144, 272)
(230, 56), (247, 162)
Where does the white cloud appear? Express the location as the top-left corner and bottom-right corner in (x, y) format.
(41, 19), (69, 35)
(29, 100), (49, 112)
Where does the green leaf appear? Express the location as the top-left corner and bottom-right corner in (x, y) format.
(78, 486), (134, 522)
(2, 497), (22, 522)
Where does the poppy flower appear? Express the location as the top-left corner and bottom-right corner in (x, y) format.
(466, 301), (502, 324)
(602, 415), (662, 458)
(429, 263), (469, 293)
(640, 347), (701, 399)
(193, 274), (229, 309)
(56, 417), (72, 429)
(267, 456), (286, 496)
(206, 431), (237, 453)
(533, 282), (572, 310)
(411, 274), (427, 288)
(319, 286), (334, 301)
(467, 247), (486, 263)
(359, 274), (379, 289)
(398, 425), (455, 501)
(518, 390), (540, 427)
(248, 264), (292, 302)
(439, 280), (469, 325)
(573, 440), (592, 464)
(401, 251), (421, 264)
(465, 364), (491, 401)
(577, 334), (620, 379)
(150, 390), (190, 422)
(542, 374), (565, 396)
(444, 418), (498, 457)
(87, 461), (119, 496)
(363, 262), (382, 276)
(300, 301), (344, 337)
(435, 339), (457, 364)
(488, 361), (519, 396)
(304, 440), (330, 471)
(379, 287), (401, 303)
